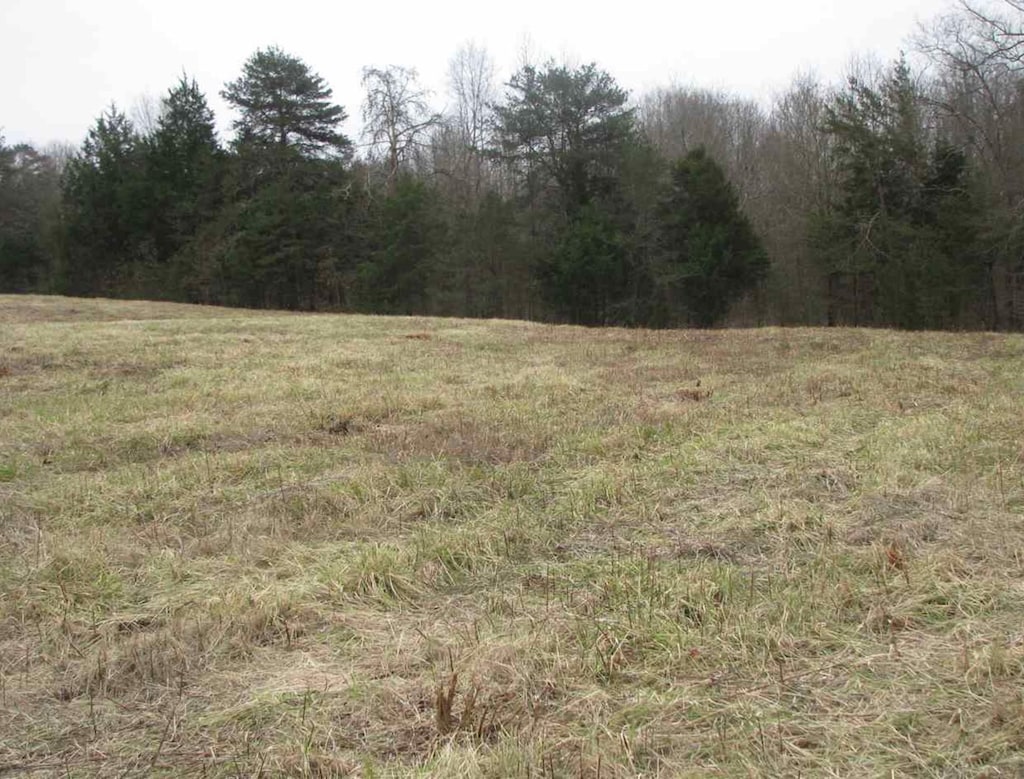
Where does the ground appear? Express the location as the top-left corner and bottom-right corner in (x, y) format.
(1, 294), (1023, 777)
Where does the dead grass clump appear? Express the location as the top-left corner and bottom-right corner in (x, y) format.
(964, 640), (1024, 685)
(70, 596), (315, 700)
(90, 359), (174, 381)
(318, 414), (361, 436)
(862, 603), (914, 633)
(848, 485), (955, 546)
(672, 538), (737, 562)
(0, 353), (65, 378)
(16, 428), (284, 474)
(180, 428), (279, 454)
(804, 370), (857, 403)
(258, 487), (361, 535)
(75, 625), (188, 698)
(417, 631), (556, 750)
(675, 386), (714, 402)
(38, 551), (124, 608)
(369, 417), (549, 465)
(597, 362), (702, 386)
(433, 672), (510, 741)
(274, 751), (360, 776)
(322, 543), (423, 603)
(811, 467), (857, 498)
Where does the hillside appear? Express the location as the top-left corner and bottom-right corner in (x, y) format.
(1, 295), (1023, 776)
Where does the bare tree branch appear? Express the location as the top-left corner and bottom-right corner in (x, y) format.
(361, 65), (440, 192)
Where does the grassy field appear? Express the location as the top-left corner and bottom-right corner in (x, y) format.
(1, 294), (1023, 777)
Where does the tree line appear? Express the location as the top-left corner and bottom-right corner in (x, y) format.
(3, 0), (1024, 330)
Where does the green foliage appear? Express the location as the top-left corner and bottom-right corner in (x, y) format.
(144, 77), (224, 294)
(656, 147), (768, 326)
(543, 203), (629, 324)
(356, 176), (446, 314)
(58, 87), (225, 300)
(221, 47), (351, 161)
(0, 137), (60, 292)
(493, 63), (652, 324)
(494, 62), (636, 216)
(182, 49), (356, 310)
(199, 158), (352, 310)
(825, 58), (926, 222)
(61, 106), (149, 294)
(1, 38), (1017, 331)
(431, 192), (533, 319)
(814, 57), (986, 328)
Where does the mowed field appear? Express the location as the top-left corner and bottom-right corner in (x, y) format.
(1, 295), (1023, 777)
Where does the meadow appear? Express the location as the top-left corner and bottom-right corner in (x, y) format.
(1, 295), (1023, 777)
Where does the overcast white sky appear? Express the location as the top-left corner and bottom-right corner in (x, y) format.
(1, 0), (952, 148)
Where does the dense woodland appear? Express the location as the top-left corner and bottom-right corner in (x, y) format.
(3, 1), (1024, 329)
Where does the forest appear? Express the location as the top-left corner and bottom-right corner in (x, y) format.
(2, 0), (1024, 330)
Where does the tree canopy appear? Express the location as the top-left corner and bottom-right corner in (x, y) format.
(6, 9), (1024, 330)
(494, 61), (636, 216)
(657, 147), (768, 326)
(222, 47), (351, 159)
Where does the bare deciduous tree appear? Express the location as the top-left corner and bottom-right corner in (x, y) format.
(916, 0), (1024, 327)
(129, 93), (163, 136)
(760, 75), (838, 324)
(432, 42), (498, 204)
(639, 86), (766, 206)
(916, 0), (1024, 189)
(361, 65), (439, 192)
(448, 43), (495, 153)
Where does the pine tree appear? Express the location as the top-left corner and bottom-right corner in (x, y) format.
(656, 147), (768, 326)
(204, 49), (354, 309)
(493, 62), (639, 323)
(0, 137), (61, 292)
(544, 203), (628, 324)
(145, 76), (223, 290)
(356, 176), (446, 314)
(494, 61), (635, 217)
(222, 47), (351, 160)
(815, 57), (984, 328)
(62, 106), (148, 294)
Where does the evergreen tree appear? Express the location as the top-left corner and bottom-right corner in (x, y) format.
(544, 203), (628, 324)
(356, 176), (446, 314)
(494, 61), (635, 217)
(430, 191), (533, 319)
(0, 137), (61, 291)
(815, 57), (984, 328)
(144, 76), (223, 292)
(197, 157), (352, 310)
(656, 147), (768, 326)
(493, 62), (638, 323)
(202, 49), (355, 309)
(62, 106), (148, 294)
(222, 47), (351, 161)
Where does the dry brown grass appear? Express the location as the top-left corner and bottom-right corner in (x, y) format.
(1, 294), (1024, 776)
(0, 294), (288, 324)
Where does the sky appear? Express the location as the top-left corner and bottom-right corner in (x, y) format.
(1, 0), (954, 149)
